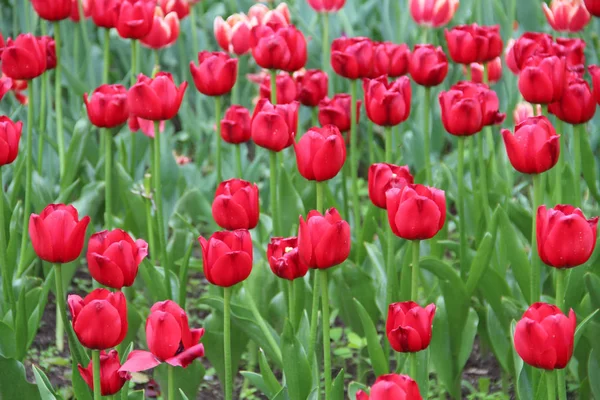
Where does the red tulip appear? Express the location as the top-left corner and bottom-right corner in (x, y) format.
(368, 163), (414, 209)
(409, 44), (448, 87)
(458, 82), (505, 126)
(514, 302), (576, 370)
(0, 77), (11, 102)
(373, 42), (410, 78)
(548, 77), (596, 125)
(585, 0), (600, 16)
(29, 204), (90, 264)
(115, 0), (156, 40)
(537, 205), (598, 268)
(84, 84), (129, 128)
(120, 301), (205, 372)
(0, 74), (28, 105)
(87, 229), (148, 289)
(386, 184), (446, 240)
(318, 94), (361, 133)
(356, 374), (422, 400)
(513, 102), (542, 125)
(508, 32), (554, 72)
(518, 54), (566, 104)
(68, 289), (128, 350)
(159, 0), (190, 19)
(295, 69), (328, 107)
(38, 36), (57, 71)
(439, 82), (498, 136)
(543, 0), (590, 32)
(294, 125), (346, 181)
(444, 24), (503, 64)
(221, 105), (251, 144)
(251, 98), (299, 152)
(552, 38), (586, 67)
(267, 237), (309, 280)
(250, 25), (307, 72)
(214, 14), (253, 55)
(386, 302), (436, 353)
(199, 230), (253, 287)
(298, 208), (351, 269)
(330, 37), (374, 80)
(259, 72), (298, 105)
(409, 0), (459, 27)
(212, 179), (260, 230)
(1, 34), (47, 80)
(128, 116), (165, 138)
(70, 0), (94, 21)
(464, 57), (502, 84)
(307, 0), (345, 12)
(91, 0), (122, 29)
(0, 116), (22, 166)
(190, 51), (238, 97)
(31, 0), (72, 21)
(363, 75), (411, 126)
(140, 8), (180, 49)
(501, 116), (560, 175)
(79, 350), (130, 396)
(128, 72), (187, 121)
(248, 3), (291, 28)
(589, 65), (600, 104)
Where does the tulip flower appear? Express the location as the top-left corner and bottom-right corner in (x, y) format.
(543, 0), (590, 32)
(386, 302), (436, 353)
(464, 57), (502, 84)
(79, 350), (131, 396)
(120, 301), (205, 372)
(368, 163), (414, 209)
(214, 14), (253, 55)
(508, 32), (554, 72)
(295, 69), (329, 107)
(250, 25), (307, 72)
(0, 116), (22, 166)
(267, 237), (309, 280)
(294, 125), (346, 181)
(548, 77), (596, 125)
(68, 289), (128, 350)
(159, 0), (191, 19)
(69, 0), (93, 21)
(87, 229), (149, 289)
(552, 38), (586, 67)
(514, 302), (576, 370)
(0, 77), (12, 102)
(373, 42), (410, 78)
(363, 75), (411, 126)
(39, 36), (57, 71)
(92, 0), (122, 28)
(251, 98), (299, 152)
(140, 8), (180, 49)
(298, 208), (351, 269)
(589, 65), (600, 105)
(116, 0), (156, 39)
(513, 102), (542, 125)
(409, 0), (459, 27)
(128, 72), (187, 121)
(537, 205), (598, 268)
(1, 34), (47, 80)
(199, 230), (253, 287)
(83, 84), (129, 128)
(356, 374), (422, 400)
(248, 3), (291, 27)
(212, 179), (260, 230)
(444, 24), (503, 65)
(307, 0), (346, 12)
(438, 83), (485, 136)
(128, 117), (165, 138)
(259, 72), (298, 105)
(518, 54), (566, 104)
(190, 51), (238, 97)
(318, 94), (361, 133)
(330, 37), (374, 80)
(221, 105), (251, 144)
(585, 0), (600, 16)
(409, 44), (448, 87)
(31, 0), (72, 21)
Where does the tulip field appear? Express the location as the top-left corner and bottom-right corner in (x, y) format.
(2, 0), (600, 399)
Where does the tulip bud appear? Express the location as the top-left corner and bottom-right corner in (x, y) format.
(409, 44), (448, 87)
(159, 0), (191, 19)
(212, 179), (260, 230)
(318, 94), (361, 133)
(373, 42), (410, 78)
(294, 125), (346, 181)
(298, 208), (351, 269)
(0, 116), (22, 166)
(537, 205), (598, 268)
(514, 302), (576, 370)
(190, 51), (238, 97)
(552, 38), (586, 67)
(267, 237), (309, 280)
(548, 77), (596, 124)
(508, 32), (554, 72)
(409, 0), (459, 28)
(128, 72), (187, 121)
(330, 37), (375, 80)
(444, 24), (503, 64)
(513, 102), (542, 125)
(368, 163), (414, 209)
(79, 350), (130, 396)
(140, 8), (180, 49)
(250, 25), (307, 72)
(518, 54), (566, 104)
(221, 105), (251, 144)
(92, 0), (122, 29)
(386, 302), (436, 353)
(251, 98), (299, 152)
(31, 0), (72, 21)
(214, 14), (253, 55)
(464, 57), (502, 84)
(543, 0), (590, 32)
(1, 34), (47, 80)
(295, 69), (329, 107)
(70, 0), (93, 22)
(84, 84), (129, 128)
(198, 230), (253, 287)
(356, 374), (422, 400)
(259, 73), (298, 105)
(585, 0), (600, 16)
(116, 0), (156, 39)
(363, 75), (411, 126)
(307, 0), (346, 13)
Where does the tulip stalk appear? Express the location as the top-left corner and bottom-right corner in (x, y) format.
(92, 350), (101, 400)
(103, 30), (111, 83)
(478, 129), (492, 225)
(244, 283), (283, 364)
(54, 22), (66, 180)
(546, 371), (556, 400)
(215, 96), (223, 182)
(0, 170), (15, 319)
(385, 126), (395, 307)
(423, 87), (432, 185)
(554, 268), (569, 398)
(223, 287), (233, 400)
(235, 145), (243, 178)
(350, 80), (360, 248)
(320, 269), (332, 399)
(129, 40), (139, 176)
(104, 128), (113, 230)
(308, 182), (324, 365)
(573, 124), (583, 207)
(37, 70), (48, 175)
(269, 151), (280, 235)
(143, 174), (157, 267)
(554, 120), (564, 204)
(321, 13), (330, 85)
(456, 137), (468, 276)
(530, 174), (544, 303)
(168, 365), (175, 400)
(411, 240), (420, 300)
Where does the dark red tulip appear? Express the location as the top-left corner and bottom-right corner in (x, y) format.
(39, 36), (56, 71)
(589, 65), (600, 105)
(363, 75), (411, 126)
(373, 42), (410, 78)
(259, 72), (298, 105)
(552, 38), (586, 67)
(87, 229), (148, 290)
(307, 0), (345, 12)
(128, 72), (187, 121)
(439, 82), (489, 136)
(212, 179), (260, 230)
(250, 25), (307, 72)
(294, 125), (346, 181)
(29, 204), (90, 264)
(79, 350), (130, 396)
(444, 24), (503, 64)
(507, 32), (554, 72)
(140, 8), (180, 49)
(251, 98), (299, 152)
(68, 289), (128, 350)
(514, 302), (576, 370)
(116, 0), (156, 40)
(213, 14), (253, 55)
(120, 301), (205, 371)
(221, 105), (251, 144)
(318, 94), (361, 133)
(31, 0), (72, 21)
(330, 37), (374, 80)
(543, 0), (590, 32)
(409, 44), (448, 87)
(368, 163), (414, 209)
(410, 0), (459, 28)
(537, 205), (598, 268)
(84, 84), (129, 128)
(267, 237), (309, 280)
(0, 116), (22, 166)
(159, 0), (190, 19)
(501, 116), (560, 175)
(356, 374), (422, 400)
(92, 0), (122, 28)
(190, 51), (238, 96)
(518, 54), (566, 104)
(548, 76), (595, 125)
(1, 34), (47, 80)
(455, 82), (506, 126)
(198, 230), (253, 287)
(585, 0), (600, 16)
(295, 69), (328, 107)
(298, 208), (351, 269)
(386, 302), (436, 353)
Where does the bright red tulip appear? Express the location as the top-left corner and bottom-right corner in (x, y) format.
(537, 205), (598, 268)
(501, 116), (560, 175)
(87, 229), (148, 289)
(84, 84), (129, 128)
(552, 38), (586, 67)
(518, 54), (566, 104)
(298, 208), (351, 269)
(39, 36), (57, 71)
(548, 77), (596, 125)
(115, 0), (156, 39)
(140, 8), (180, 49)
(79, 350), (130, 396)
(464, 57), (502, 84)
(409, 44), (448, 87)
(513, 102), (542, 125)
(386, 302), (436, 353)
(212, 179), (260, 230)
(458, 81), (505, 126)
(514, 302), (576, 370)
(294, 125), (346, 181)
(214, 14), (253, 55)
(295, 69), (328, 107)
(31, 0), (72, 21)
(120, 301), (205, 371)
(506, 32), (554, 72)
(259, 72), (298, 105)
(0, 74), (28, 105)
(221, 105), (251, 144)
(198, 230), (253, 287)
(251, 98), (299, 152)
(128, 116), (165, 138)
(68, 289), (128, 350)
(1, 34), (47, 80)
(0, 116), (22, 166)
(585, 0), (600, 16)
(267, 237), (309, 280)
(29, 204), (90, 264)
(589, 65), (600, 104)
(363, 75), (411, 126)
(0, 76), (12, 103)
(91, 0), (122, 28)
(307, 0), (345, 12)
(128, 72), (187, 121)
(250, 25), (307, 72)
(318, 94), (361, 133)
(386, 184), (446, 240)
(373, 42), (410, 78)
(368, 163), (414, 209)
(409, 0), (459, 27)
(356, 374), (422, 400)
(543, 0), (590, 32)
(444, 24), (503, 64)
(70, 0), (94, 21)
(190, 51), (238, 97)
(159, 0), (190, 19)
(330, 37), (374, 80)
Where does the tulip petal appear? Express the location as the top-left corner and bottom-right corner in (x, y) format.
(165, 343), (205, 368)
(313, 221), (351, 269)
(208, 251), (253, 287)
(119, 350), (162, 373)
(542, 214), (596, 268)
(29, 214), (54, 262)
(73, 300), (122, 350)
(88, 253), (126, 289)
(146, 311), (182, 361)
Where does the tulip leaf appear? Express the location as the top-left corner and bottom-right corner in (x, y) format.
(258, 348), (282, 397)
(32, 365), (59, 400)
(486, 305), (511, 373)
(580, 129), (600, 203)
(353, 299), (388, 377)
(347, 382), (369, 400)
(575, 309), (600, 349)
(241, 372), (271, 397)
(0, 356), (41, 400)
(465, 232), (494, 296)
(61, 119), (89, 191)
(585, 272), (600, 310)
(363, 241), (388, 317)
(457, 308), (479, 377)
(0, 322), (16, 358)
(127, 390), (145, 400)
(272, 387), (290, 400)
(498, 207), (531, 301)
(331, 369), (345, 400)
(429, 298), (459, 398)
(15, 285), (28, 361)
(281, 320), (312, 400)
(589, 349), (600, 400)
(278, 167), (305, 237)
(178, 389), (190, 400)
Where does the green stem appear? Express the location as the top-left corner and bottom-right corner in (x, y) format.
(350, 80), (360, 252)
(457, 138), (468, 277)
(215, 96), (223, 182)
(53, 264), (85, 364)
(423, 87), (432, 185)
(546, 370), (556, 400)
(340, 162), (349, 218)
(368, 122), (374, 165)
(531, 174), (544, 303)
(385, 213), (395, 304)
(37, 71), (47, 175)
(385, 126), (392, 163)
(308, 181), (325, 365)
(104, 129), (113, 230)
(224, 287), (233, 400)
(269, 151), (280, 235)
(168, 365), (175, 400)
(554, 120), (564, 204)
(143, 174), (157, 266)
(103, 29), (110, 83)
(556, 369), (567, 400)
(288, 280), (295, 328)
(270, 69), (277, 105)
(0, 170), (15, 319)
(153, 121), (171, 299)
(189, 3), (200, 58)
(129, 40), (138, 176)
(235, 145), (242, 178)
(153, 50), (160, 77)
(55, 263), (67, 352)
(573, 124), (583, 207)
(76, 0), (92, 81)
(54, 22), (65, 180)
(320, 269), (332, 399)
(92, 350), (101, 400)
(411, 240), (420, 300)
(244, 283), (283, 364)
(555, 268), (567, 312)
(478, 129), (492, 225)
(322, 13), (330, 89)
(229, 0), (237, 13)
(410, 352), (418, 384)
